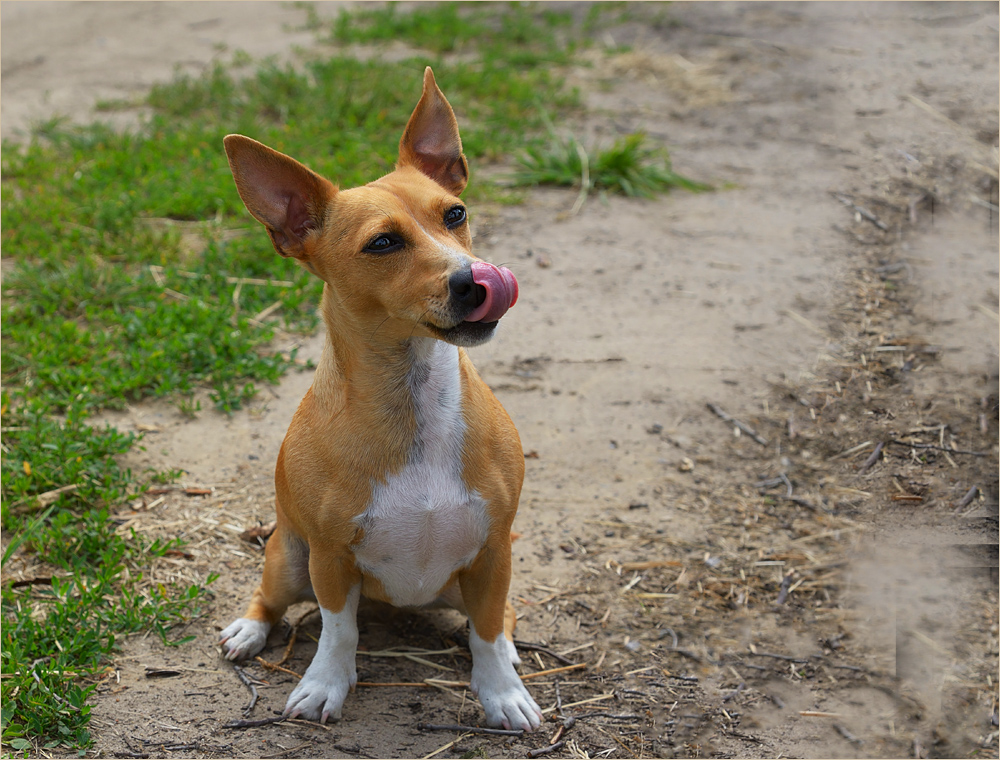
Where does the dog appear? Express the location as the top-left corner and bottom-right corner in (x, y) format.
(218, 67), (542, 732)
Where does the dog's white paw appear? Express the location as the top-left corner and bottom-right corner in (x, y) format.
(469, 626), (541, 731)
(471, 672), (542, 732)
(283, 663), (356, 724)
(219, 618), (270, 661)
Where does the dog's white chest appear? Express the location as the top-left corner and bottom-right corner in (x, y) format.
(352, 341), (489, 607)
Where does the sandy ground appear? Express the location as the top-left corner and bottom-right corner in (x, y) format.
(2, 2), (998, 759)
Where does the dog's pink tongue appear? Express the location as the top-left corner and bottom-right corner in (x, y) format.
(466, 262), (518, 323)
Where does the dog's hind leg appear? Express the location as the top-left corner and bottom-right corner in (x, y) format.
(219, 516), (310, 660)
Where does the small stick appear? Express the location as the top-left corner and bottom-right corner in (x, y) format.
(706, 403), (768, 446)
(357, 681), (431, 687)
(573, 712), (642, 722)
(255, 656), (301, 679)
(857, 441), (885, 475)
(722, 682), (745, 703)
(222, 716), (286, 729)
(542, 692), (615, 713)
(800, 710), (841, 717)
(748, 651), (810, 664)
(955, 485), (979, 511)
(779, 472), (793, 498)
(333, 743), (377, 759)
(422, 734), (471, 760)
(521, 662), (586, 680)
(529, 741), (566, 758)
(888, 440), (987, 456)
(833, 722), (862, 745)
(262, 743), (312, 760)
(833, 193), (889, 231)
(514, 640), (575, 666)
(417, 723), (525, 737)
(775, 573), (794, 605)
(831, 440), (874, 460)
(232, 664), (260, 717)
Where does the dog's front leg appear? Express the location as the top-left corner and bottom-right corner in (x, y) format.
(283, 557), (361, 724)
(460, 547), (542, 732)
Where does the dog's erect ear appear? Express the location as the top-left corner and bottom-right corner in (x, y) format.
(224, 135), (337, 259)
(398, 67), (469, 196)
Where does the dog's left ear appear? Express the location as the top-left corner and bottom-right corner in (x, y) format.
(398, 67), (469, 196)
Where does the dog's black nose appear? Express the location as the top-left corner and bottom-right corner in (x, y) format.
(448, 267), (486, 310)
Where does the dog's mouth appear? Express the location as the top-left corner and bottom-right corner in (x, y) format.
(425, 319), (499, 347)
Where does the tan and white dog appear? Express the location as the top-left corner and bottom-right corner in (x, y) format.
(218, 67), (541, 732)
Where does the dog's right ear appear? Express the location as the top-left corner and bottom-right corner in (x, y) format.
(224, 135), (337, 259)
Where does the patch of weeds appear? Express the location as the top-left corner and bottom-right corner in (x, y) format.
(148, 467), (185, 485)
(1, 559), (216, 750)
(511, 130), (710, 204)
(0, 391), (215, 750)
(0, 394), (138, 527)
(460, 746), (490, 759)
(328, 2), (576, 64)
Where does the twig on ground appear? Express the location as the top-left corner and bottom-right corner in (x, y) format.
(270, 605), (319, 669)
(255, 656), (301, 679)
(888, 439), (987, 456)
(529, 741), (566, 757)
(421, 733), (472, 760)
(748, 651), (810, 664)
(231, 664), (261, 717)
(417, 722), (525, 737)
(706, 403), (769, 446)
(521, 662), (587, 680)
(831, 440), (874, 460)
(221, 716), (286, 729)
(779, 472), (793, 498)
(262, 742), (313, 759)
(955, 485), (980, 511)
(541, 692), (616, 713)
(514, 640), (575, 666)
(658, 628), (679, 649)
(775, 573), (795, 605)
(834, 723), (863, 745)
(858, 441), (885, 475)
(832, 193), (889, 231)
(333, 743), (377, 758)
(722, 682), (745, 703)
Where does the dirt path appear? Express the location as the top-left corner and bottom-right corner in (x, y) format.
(2, 3), (997, 758)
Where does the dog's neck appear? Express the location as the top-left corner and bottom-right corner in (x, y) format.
(310, 285), (462, 460)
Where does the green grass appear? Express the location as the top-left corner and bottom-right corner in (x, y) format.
(0, 2), (696, 751)
(328, 1), (577, 63)
(0, 392), (217, 750)
(511, 131), (710, 205)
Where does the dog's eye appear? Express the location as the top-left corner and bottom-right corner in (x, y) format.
(363, 234), (404, 254)
(444, 205), (467, 229)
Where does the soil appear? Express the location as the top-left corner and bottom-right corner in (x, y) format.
(2, 2), (998, 759)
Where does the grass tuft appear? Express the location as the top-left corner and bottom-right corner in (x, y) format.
(511, 131), (710, 205)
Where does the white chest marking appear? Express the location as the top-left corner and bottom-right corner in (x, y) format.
(352, 339), (489, 607)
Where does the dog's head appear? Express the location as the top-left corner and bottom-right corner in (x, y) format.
(223, 67), (516, 348)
